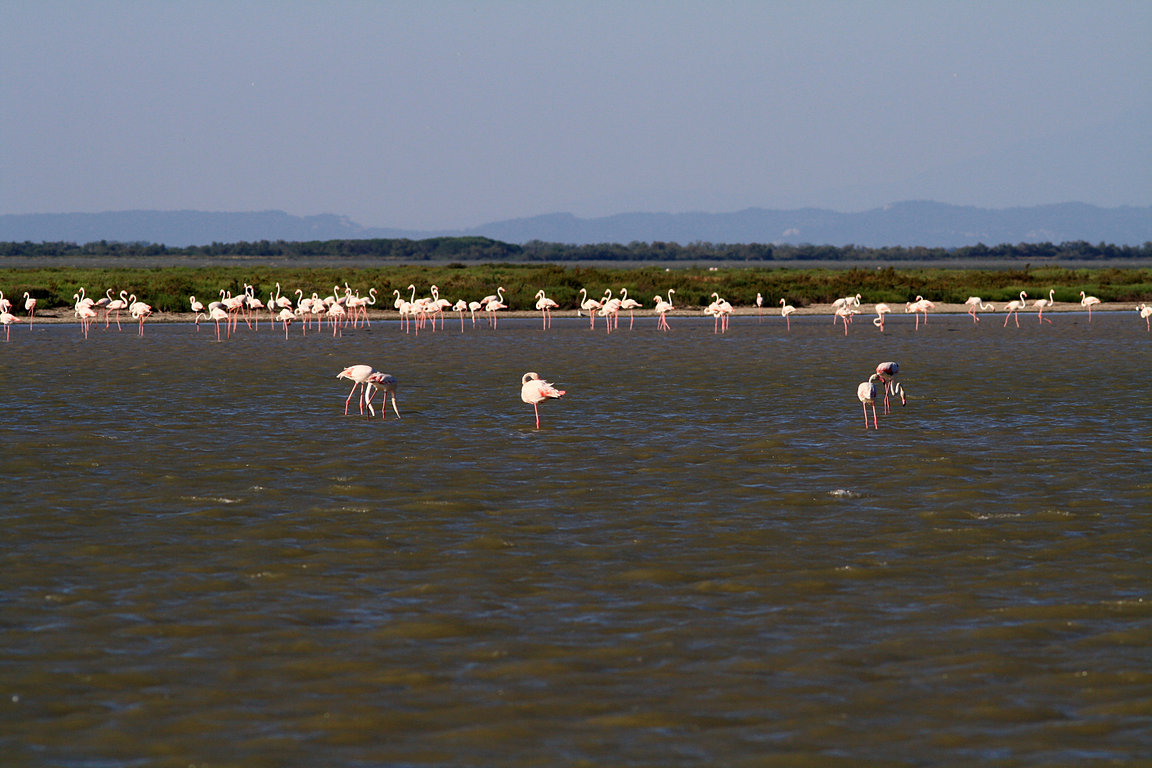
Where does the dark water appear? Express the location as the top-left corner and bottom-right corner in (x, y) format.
(2, 311), (1150, 766)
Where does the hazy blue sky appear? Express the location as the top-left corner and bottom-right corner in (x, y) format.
(3, 1), (1149, 229)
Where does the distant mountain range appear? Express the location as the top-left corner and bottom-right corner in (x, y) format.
(2, 202), (1150, 248)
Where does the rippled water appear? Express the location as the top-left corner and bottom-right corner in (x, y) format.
(2, 311), (1150, 766)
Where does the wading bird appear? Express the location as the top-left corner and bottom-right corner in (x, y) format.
(1033, 289), (1056, 324)
(1003, 290), (1028, 327)
(1080, 290), (1101, 322)
(653, 290), (674, 331)
(857, 373), (883, 430)
(337, 364), (383, 416)
(364, 371), (401, 420)
(779, 298), (795, 331)
(521, 372), (566, 429)
(964, 296), (994, 323)
(1138, 303), (1152, 331)
(872, 303), (891, 332)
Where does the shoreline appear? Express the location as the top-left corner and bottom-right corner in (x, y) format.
(20, 301), (1139, 325)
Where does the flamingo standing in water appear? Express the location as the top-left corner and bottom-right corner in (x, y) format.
(904, 296), (934, 330)
(618, 288), (642, 329)
(0, 308), (19, 340)
(1138, 303), (1152, 331)
(1003, 290), (1027, 327)
(653, 290), (674, 331)
(534, 290), (559, 329)
(779, 298), (795, 331)
(756, 292), (764, 321)
(1033, 289), (1056, 324)
(337, 364), (383, 416)
(578, 288), (603, 330)
(452, 299), (468, 331)
(857, 373), (883, 430)
(1080, 290), (1101, 322)
(872, 303), (891, 332)
(364, 371), (401, 420)
(964, 296), (994, 323)
(834, 305), (858, 335)
(874, 361), (905, 414)
(521, 372), (566, 429)
(21, 292), (36, 329)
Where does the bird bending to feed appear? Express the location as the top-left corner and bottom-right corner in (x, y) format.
(1080, 290), (1100, 322)
(364, 372), (401, 420)
(521, 372), (566, 429)
(964, 296), (993, 323)
(874, 361), (905, 413)
(857, 373), (884, 430)
(337, 364), (382, 416)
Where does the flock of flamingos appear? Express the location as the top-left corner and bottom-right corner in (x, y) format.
(1, 281), (1147, 429)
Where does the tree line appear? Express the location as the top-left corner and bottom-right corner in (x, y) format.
(1, 238), (1150, 262)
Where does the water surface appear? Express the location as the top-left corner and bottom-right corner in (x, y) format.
(2, 312), (1150, 766)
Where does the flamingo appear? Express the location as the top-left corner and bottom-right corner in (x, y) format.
(708, 292), (731, 333)
(104, 289), (129, 330)
(857, 373), (883, 430)
(452, 299), (468, 331)
(617, 288), (642, 329)
(76, 303), (98, 338)
(337, 364), (382, 416)
(1003, 290), (1027, 327)
(534, 290), (559, 329)
(0, 291), (10, 314)
(0, 309), (19, 341)
(653, 290), (674, 331)
(756, 292), (764, 321)
(1138, 303), (1152, 331)
(832, 293), (862, 311)
(904, 296), (935, 330)
(875, 361), (905, 414)
(480, 287), (505, 327)
(128, 296), (152, 336)
(22, 292), (36, 329)
(364, 372), (401, 420)
(1080, 290), (1101, 322)
(964, 296), (994, 323)
(834, 305), (857, 335)
(872, 302), (891, 332)
(467, 300), (483, 327)
(578, 288), (602, 329)
(207, 305), (230, 341)
(276, 307), (294, 339)
(779, 298), (795, 331)
(485, 295), (507, 328)
(1033, 289), (1056, 324)
(521, 372), (566, 429)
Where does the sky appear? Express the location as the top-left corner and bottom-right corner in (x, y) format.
(2, 1), (1150, 230)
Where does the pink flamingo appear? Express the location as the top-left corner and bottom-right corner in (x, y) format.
(1033, 289), (1055, 324)
(76, 303), (98, 338)
(779, 298), (795, 331)
(22, 292), (36, 329)
(277, 307), (294, 338)
(1139, 303), (1152, 331)
(534, 290), (559, 329)
(1003, 290), (1027, 327)
(964, 296), (993, 323)
(617, 288), (642, 329)
(834, 305), (857, 335)
(453, 300), (468, 331)
(1080, 290), (1101, 322)
(874, 362), (905, 414)
(857, 373), (883, 430)
(578, 288), (602, 329)
(653, 290), (674, 331)
(904, 296), (934, 330)
(337, 364), (382, 416)
(756, 292), (764, 321)
(207, 305), (230, 341)
(521, 372), (566, 429)
(0, 309), (19, 340)
(104, 289), (128, 330)
(364, 372), (401, 420)
(872, 303), (891, 332)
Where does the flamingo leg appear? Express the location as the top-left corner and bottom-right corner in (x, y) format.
(534, 403), (541, 429)
(871, 402), (878, 429)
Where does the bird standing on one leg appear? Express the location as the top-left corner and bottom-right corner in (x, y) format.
(521, 372), (566, 429)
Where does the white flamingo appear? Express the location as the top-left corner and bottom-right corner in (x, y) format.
(964, 296), (994, 323)
(1080, 290), (1101, 322)
(653, 290), (675, 331)
(1033, 289), (1056, 324)
(779, 298), (795, 331)
(1003, 290), (1027, 327)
